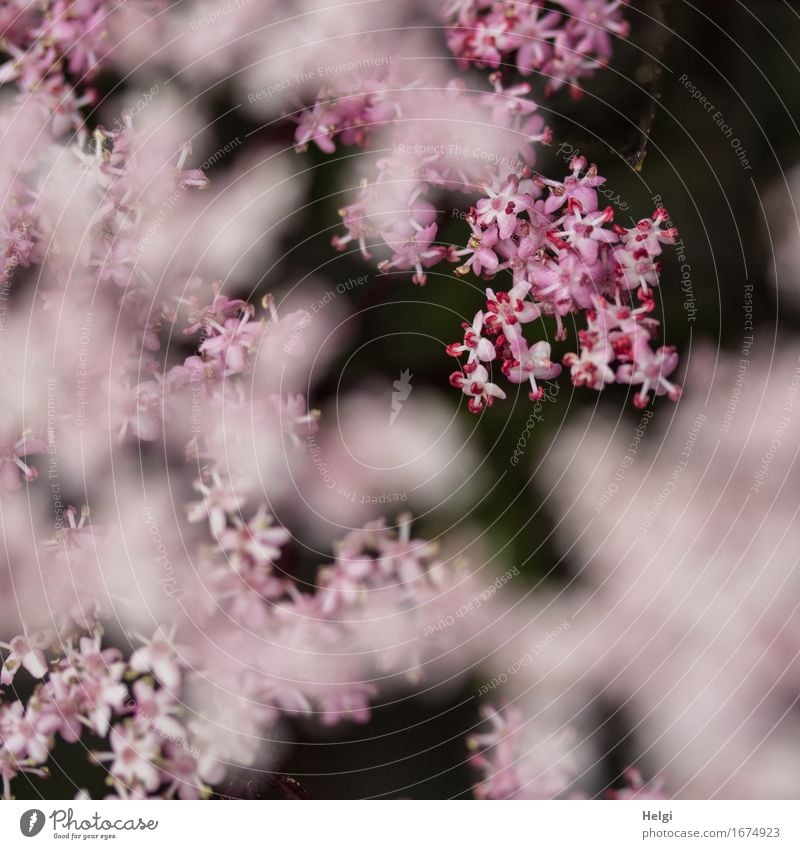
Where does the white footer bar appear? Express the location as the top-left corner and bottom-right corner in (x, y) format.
(0, 800), (797, 847)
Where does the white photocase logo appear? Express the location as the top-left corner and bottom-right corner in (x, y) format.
(390, 369), (413, 425)
(19, 809), (45, 837)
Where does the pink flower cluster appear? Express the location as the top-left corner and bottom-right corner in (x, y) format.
(1, 5), (434, 798)
(1, 181), (41, 291)
(0, 625), (230, 799)
(2, 92), (465, 794)
(294, 0), (681, 411)
(320, 73), (550, 277)
(468, 704), (666, 799)
(446, 164), (682, 410)
(468, 704), (579, 799)
(443, 0), (630, 97)
(0, 511), (459, 799)
(294, 68), (403, 155)
(0, 1), (162, 136)
(0, 106), (319, 462)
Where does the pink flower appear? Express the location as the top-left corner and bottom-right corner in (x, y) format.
(260, 301), (312, 362)
(446, 311), (497, 364)
(616, 343), (682, 407)
(315, 516), (446, 613)
(540, 156), (606, 215)
(529, 249), (599, 315)
(563, 328), (616, 391)
(504, 338), (562, 400)
(268, 393), (320, 445)
(129, 628), (184, 693)
(37, 671), (84, 744)
(199, 309), (262, 375)
(0, 432), (46, 490)
(455, 221), (502, 276)
(186, 474), (246, 537)
(102, 720), (163, 793)
(476, 174), (533, 240)
(550, 204), (618, 264)
(515, 8), (562, 73)
(442, 0), (629, 93)
(218, 507), (290, 567)
(114, 380), (162, 443)
(130, 679), (186, 743)
(613, 244), (662, 293)
(469, 705), (578, 799)
(179, 290), (247, 337)
(484, 282), (541, 337)
(622, 208), (678, 254)
(0, 635), (47, 685)
(162, 743), (208, 799)
(449, 362), (507, 414)
(0, 744), (48, 800)
(558, 0), (630, 59)
(317, 554), (375, 614)
(68, 635), (128, 737)
(378, 222), (445, 285)
(0, 700), (52, 764)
